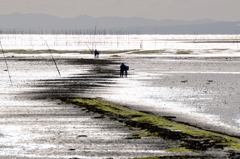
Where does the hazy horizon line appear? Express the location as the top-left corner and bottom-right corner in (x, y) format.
(1, 12), (238, 22)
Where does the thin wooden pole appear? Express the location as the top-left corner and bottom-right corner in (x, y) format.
(0, 41), (13, 86)
(45, 41), (61, 77)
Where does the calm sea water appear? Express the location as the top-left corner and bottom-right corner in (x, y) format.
(0, 34), (239, 52)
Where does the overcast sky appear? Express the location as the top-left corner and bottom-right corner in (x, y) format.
(0, 0), (239, 21)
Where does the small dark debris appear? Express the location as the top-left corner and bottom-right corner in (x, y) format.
(93, 115), (105, 119)
(163, 116), (176, 120)
(68, 148), (75, 151)
(77, 135), (87, 138)
(130, 115), (142, 118)
(181, 80), (188, 83)
(125, 136), (141, 139)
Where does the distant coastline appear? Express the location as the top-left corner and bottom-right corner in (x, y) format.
(0, 13), (239, 34)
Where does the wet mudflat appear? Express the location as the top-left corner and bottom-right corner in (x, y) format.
(103, 54), (240, 136)
(0, 53), (240, 158)
(0, 54), (187, 159)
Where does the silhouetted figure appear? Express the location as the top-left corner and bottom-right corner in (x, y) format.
(94, 49), (99, 58)
(120, 63), (125, 77)
(120, 63), (129, 77)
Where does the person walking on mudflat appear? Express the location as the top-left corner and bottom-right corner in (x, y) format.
(120, 63), (129, 77)
(120, 63), (125, 77)
(94, 49), (100, 58)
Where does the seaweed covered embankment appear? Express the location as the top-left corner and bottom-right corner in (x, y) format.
(58, 97), (240, 158)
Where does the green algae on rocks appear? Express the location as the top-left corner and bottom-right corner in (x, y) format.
(59, 97), (240, 153)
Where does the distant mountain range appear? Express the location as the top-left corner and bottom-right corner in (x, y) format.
(0, 13), (239, 34)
